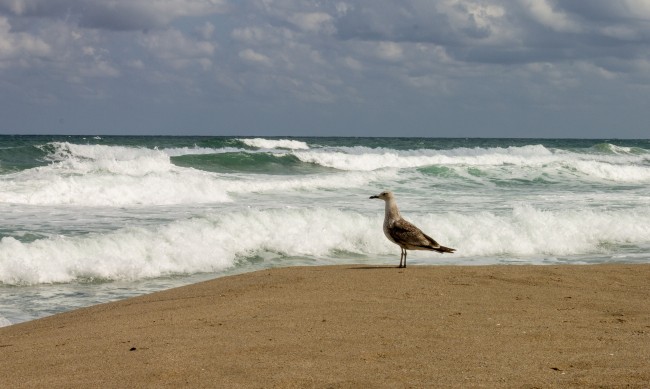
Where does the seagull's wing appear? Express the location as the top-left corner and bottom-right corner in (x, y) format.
(388, 218), (436, 249)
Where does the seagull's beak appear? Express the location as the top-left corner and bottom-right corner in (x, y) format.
(369, 195), (379, 199)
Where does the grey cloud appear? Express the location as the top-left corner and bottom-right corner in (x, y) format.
(559, 1), (650, 24)
(1, 0), (649, 137)
(329, 1), (650, 66)
(0, 0), (228, 31)
(334, 2), (457, 45)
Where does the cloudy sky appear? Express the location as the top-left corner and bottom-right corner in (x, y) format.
(1, 0), (649, 138)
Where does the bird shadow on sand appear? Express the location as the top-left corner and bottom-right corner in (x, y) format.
(348, 265), (401, 270)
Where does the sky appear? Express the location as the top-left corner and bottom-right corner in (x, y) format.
(0, 0), (649, 138)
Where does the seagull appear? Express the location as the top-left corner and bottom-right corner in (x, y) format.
(370, 191), (455, 268)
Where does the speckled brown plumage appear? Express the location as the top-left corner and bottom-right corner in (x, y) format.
(370, 191), (455, 268)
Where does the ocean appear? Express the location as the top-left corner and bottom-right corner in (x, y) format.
(1, 136), (649, 326)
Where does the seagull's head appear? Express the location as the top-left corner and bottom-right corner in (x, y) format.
(369, 191), (394, 201)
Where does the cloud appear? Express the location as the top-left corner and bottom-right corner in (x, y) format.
(0, 0), (228, 31)
(330, 0), (650, 66)
(376, 41), (403, 61)
(238, 48), (272, 66)
(138, 28), (216, 73)
(231, 25), (289, 46)
(140, 29), (215, 59)
(287, 12), (334, 33)
(521, 0), (581, 33)
(0, 16), (50, 63)
(1, 0), (650, 137)
(197, 22), (215, 40)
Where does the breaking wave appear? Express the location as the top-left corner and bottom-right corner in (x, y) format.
(0, 142), (394, 206)
(1, 206), (648, 285)
(237, 138), (310, 150)
(289, 144), (650, 183)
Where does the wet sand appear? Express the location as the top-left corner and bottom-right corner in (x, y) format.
(1, 264), (649, 388)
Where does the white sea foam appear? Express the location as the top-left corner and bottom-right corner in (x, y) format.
(0, 209), (379, 284)
(2, 142), (224, 206)
(0, 168), (391, 206)
(292, 145), (557, 171)
(0, 142), (395, 206)
(238, 138), (310, 150)
(609, 145), (632, 154)
(0, 168), (390, 206)
(2, 142), (228, 206)
(0, 316), (12, 327)
(0, 222), (232, 285)
(289, 145), (650, 183)
(568, 160), (650, 182)
(0, 164), (233, 206)
(2, 206), (648, 285)
(219, 169), (398, 195)
(44, 142), (174, 176)
(596, 143), (648, 155)
(162, 146), (244, 157)
(2, 142), (648, 208)
(438, 205), (650, 257)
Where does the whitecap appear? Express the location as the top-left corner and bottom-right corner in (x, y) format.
(162, 146), (244, 157)
(2, 205), (648, 285)
(238, 138), (310, 150)
(292, 145), (557, 171)
(0, 209), (384, 285)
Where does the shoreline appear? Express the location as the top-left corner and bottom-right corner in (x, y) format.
(2, 264), (649, 387)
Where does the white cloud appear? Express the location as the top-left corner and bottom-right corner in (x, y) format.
(139, 29), (215, 61)
(0, 16), (50, 62)
(287, 12), (334, 34)
(232, 26), (290, 46)
(621, 0), (650, 19)
(231, 27), (264, 44)
(2, 0), (26, 14)
(127, 59), (145, 69)
(600, 25), (639, 41)
(376, 41), (403, 61)
(239, 48), (272, 66)
(526, 62), (580, 89)
(521, 0), (581, 33)
(335, 2), (353, 16)
(403, 73), (449, 93)
(197, 22), (215, 40)
(450, 0), (514, 44)
(342, 56), (363, 70)
(78, 59), (120, 78)
(575, 62), (618, 81)
(75, 44), (120, 78)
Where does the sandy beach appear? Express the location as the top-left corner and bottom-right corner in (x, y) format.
(1, 264), (649, 388)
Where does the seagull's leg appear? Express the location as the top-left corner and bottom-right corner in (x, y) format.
(398, 248), (404, 268)
(399, 248), (406, 268)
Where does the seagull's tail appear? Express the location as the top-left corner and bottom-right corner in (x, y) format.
(433, 245), (456, 254)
